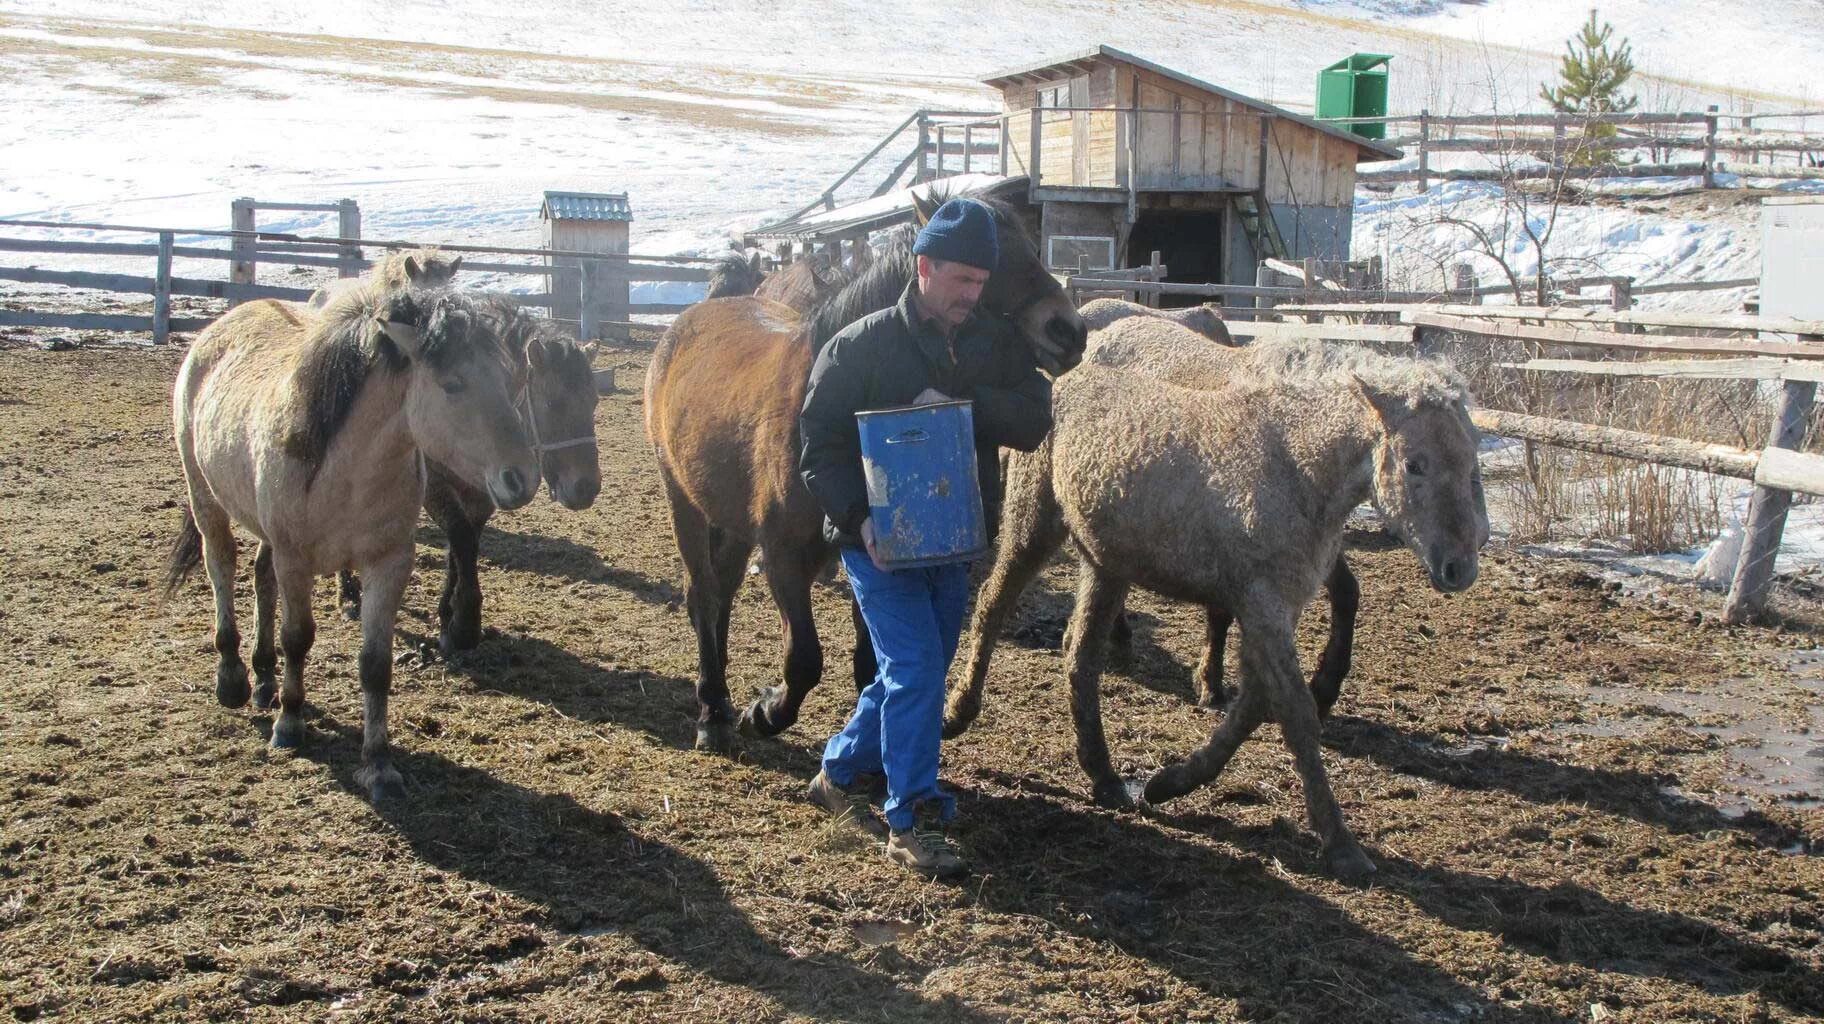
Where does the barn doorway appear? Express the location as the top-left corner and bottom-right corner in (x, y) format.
(1125, 210), (1224, 309)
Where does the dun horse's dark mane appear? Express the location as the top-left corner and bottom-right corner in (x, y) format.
(803, 190), (1031, 352)
(706, 253), (763, 299)
(287, 290), (507, 486)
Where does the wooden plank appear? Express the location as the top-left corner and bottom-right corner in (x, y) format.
(1226, 322), (1416, 345)
(1389, 303), (1815, 334)
(1755, 445), (1824, 495)
(628, 303), (693, 315)
(1504, 356), (1824, 382)
(1404, 311), (1824, 360)
(1361, 161), (1711, 184)
(1469, 408), (1761, 480)
(0, 237), (162, 258)
(0, 310), (213, 333)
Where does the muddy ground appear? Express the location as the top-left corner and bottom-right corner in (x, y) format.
(3, 336), (1824, 1023)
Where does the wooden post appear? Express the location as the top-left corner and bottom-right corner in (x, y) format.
(336, 199), (361, 279)
(1417, 109), (1430, 194)
(1029, 106), (1043, 186)
(1610, 277), (1640, 333)
(916, 117), (931, 183)
(153, 231), (172, 346)
(963, 123), (973, 174)
(1071, 254), (1089, 307)
(229, 198), (255, 306)
(579, 261), (600, 342)
(1724, 377), (1817, 623)
(999, 113), (1010, 175)
(1703, 105), (1720, 189)
(1453, 262), (1479, 304)
(1256, 115), (1272, 196)
(935, 125), (947, 179)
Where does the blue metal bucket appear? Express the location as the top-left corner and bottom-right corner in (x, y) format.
(856, 400), (987, 569)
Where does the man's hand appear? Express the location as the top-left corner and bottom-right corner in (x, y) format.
(859, 517), (890, 572)
(912, 388), (952, 406)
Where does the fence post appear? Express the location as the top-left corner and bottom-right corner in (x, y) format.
(1417, 109), (1430, 194)
(336, 199), (361, 279)
(1702, 105), (1719, 188)
(916, 116), (931, 183)
(153, 231), (173, 346)
(579, 261), (600, 342)
(1453, 262), (1479, 305)
(963, 123), (973, 174)
(229, 198), (255, 306)
(1724, 377), (1817, 624)
(999, 113), (1010, 175)
(1029, 107), (1043, 186)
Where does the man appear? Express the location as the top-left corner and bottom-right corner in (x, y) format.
(798, 197), (1053, 879)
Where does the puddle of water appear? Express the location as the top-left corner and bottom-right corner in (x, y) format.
(1552, 667), (1824, 818)
(849, 918), (918, 946)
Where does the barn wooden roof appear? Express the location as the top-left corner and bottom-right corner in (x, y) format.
(541, 191), (632, 222)
(981, 45), (1403, 163)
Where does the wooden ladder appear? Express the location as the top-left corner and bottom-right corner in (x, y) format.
(1231, 191), (1287, 262)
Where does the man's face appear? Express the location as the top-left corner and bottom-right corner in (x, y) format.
(916, 255), (992, 330)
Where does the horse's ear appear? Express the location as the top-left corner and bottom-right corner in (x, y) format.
(374, 316), (423, 358)
(446, 255), (463, 277)
(1351, 373), (1407, 429)
(403, 255), (423, 283)
(911, 189), (941, 228)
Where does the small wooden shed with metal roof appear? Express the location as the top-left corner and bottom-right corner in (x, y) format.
(541, 190), (631, 333)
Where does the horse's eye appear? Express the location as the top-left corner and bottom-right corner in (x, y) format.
(441, 376), (467, 395)
(1405, 458), (1425, 476)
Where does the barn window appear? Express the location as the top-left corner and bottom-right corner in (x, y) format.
(1039, 83), (1071, 122)
(1047, 235), (1116, 272)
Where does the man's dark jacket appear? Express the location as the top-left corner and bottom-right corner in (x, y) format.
(800, 282), (1052, 549)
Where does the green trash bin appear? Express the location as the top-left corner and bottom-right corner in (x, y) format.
(1315, 53), (1392, 140)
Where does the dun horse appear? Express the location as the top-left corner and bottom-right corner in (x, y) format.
(166, 288), (537, 800)
(339, 295), (603, 654)
(944, 336), (1488, 878)
(1081, 315), (1359, 711)
(646, 190), (1088, 751)
(1076, 297), (1233, 344)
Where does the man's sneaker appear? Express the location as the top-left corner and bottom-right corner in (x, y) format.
(807, 770), (887, 838)
(886, 802), (969, 880)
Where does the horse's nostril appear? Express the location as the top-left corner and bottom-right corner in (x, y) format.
(501, 468), (525, 500)
(574, 477), (600, 505)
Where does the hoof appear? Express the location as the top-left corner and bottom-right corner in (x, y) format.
(940, 715), (971, 741)
(251, 673), (278, 711)
(1194, 688), (1230, 712)
(215, 660), (250, 709)
(695, 719), (736, 754)
(737, 692), (789, 739)
(440, 623), (481, 657)
(1141, 765), (1197, 806)
(269, 712), (304, 750)
(1324, 841), (1377, 882)
(357, 764), (406, 802)
(1091, 777), (1139, 810)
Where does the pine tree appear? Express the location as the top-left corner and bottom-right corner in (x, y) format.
(1540, 10), (1638, 163)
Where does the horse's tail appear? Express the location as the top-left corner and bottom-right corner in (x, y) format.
(162, 506), (203, 602)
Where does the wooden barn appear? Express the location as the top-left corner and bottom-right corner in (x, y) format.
(747, 46), (1402, 298)
(541, 190), (630, 334)
(984, 46), (1402, 292)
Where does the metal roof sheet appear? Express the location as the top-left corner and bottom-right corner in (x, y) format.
(541, 191), (632, 222)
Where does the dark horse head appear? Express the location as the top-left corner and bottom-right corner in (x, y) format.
(706, 251), (766, 299)
(806, 188), (1087, 375)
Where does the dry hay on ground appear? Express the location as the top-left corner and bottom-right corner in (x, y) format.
(2, 340), (1822, 1022)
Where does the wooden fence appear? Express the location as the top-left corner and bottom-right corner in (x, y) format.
(0, 208), (721, 344)
(1069, 268), (1824, 622)
(1323, 108), (1824, 190)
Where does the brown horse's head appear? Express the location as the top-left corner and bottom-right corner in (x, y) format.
(912, 191), (1086, 375)
(374, 290), (538, 510)
(1357, 374), (1489, 594)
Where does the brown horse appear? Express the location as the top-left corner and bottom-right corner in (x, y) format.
(338, 295), (603, 655)
(645, 190), (1088, 752)
(706, 252), (767, 299)
(166, 287), (536, 800)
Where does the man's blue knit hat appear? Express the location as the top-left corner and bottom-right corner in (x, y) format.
(912, 198), (999, 272)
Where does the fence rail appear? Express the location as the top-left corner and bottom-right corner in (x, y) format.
(0, 209), (714, 343)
